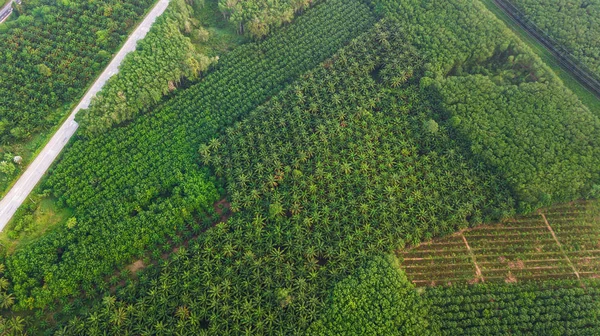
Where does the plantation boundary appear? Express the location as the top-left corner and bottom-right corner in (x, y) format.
(401, 201), (600, 286)
(494, 0), (600, 99)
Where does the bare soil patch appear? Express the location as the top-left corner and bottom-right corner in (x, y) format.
(127, 260), (146, 274)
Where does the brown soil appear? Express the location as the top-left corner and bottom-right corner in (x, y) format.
(467, 278), (481, 285)
(213, 198), (232, 222)
(505, 272), (518, 283)
(127, 260), (146, 273)
(508, 260), (525, 270)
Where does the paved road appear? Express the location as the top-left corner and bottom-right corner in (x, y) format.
(0, 0), (17, 23)
(0, 0), (170, 230)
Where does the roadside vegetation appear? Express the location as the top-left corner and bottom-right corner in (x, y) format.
(479, 0), (600, 113)
(77, 0), (235, 137)
(4, 0), (376, 314)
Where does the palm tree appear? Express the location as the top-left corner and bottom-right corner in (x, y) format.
(0, 292), (14, 309)
(8, 316), (25, 334)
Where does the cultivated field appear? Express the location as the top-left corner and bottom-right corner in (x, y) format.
(400, 200), (600, 285)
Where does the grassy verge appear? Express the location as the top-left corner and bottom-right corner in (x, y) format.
(480, 0), (600, 113)
(0, 196), (72, 254)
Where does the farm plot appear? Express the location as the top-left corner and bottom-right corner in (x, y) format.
(400, 200), (600, 285)
(544, 201), (600, 279)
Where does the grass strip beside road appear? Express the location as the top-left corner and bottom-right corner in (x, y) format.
(480, 0), (600, 113)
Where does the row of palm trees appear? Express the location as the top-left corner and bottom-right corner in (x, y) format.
(5, 0), (377, 313)
(50, 21), (514, 335)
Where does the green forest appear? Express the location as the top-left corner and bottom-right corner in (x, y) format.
(77, 0), (220, 137)
(217, 0), (318, 38)
(508, 0), (600, 80)
(1, 0), (600, 334)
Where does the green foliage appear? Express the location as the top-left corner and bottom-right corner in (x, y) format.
(590, 184), (600, 199)
(48, 21), (512, 335)
(509, 0), (600, 80)
(423, 119), (439, 134)
(8, 0), (600, 333)
(0, 263), (17, 333)
(6, 0), (376, 310)
(0, 153), (16, 179)
(0, 0), (154, 143)
(427, 280), (600, 335)
(78, 0), (220, 137)
(437, 75), (600, 210)
(372, 0), (600, 210)
(7, 170), (219, 310)
(369, 0), (552, 82)
(307, 255), (435, 336)
(218, 0), (316, 38)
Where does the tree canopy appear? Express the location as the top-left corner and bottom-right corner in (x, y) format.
(308, 255), (435, 336)
(509, 0), (600, 80)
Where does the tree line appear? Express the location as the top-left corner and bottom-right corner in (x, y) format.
(77, 0), (219, 138)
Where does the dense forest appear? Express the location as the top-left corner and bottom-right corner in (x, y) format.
(7, 0), (376, 311)
(77, 0), (219, 137)
(1, 0), (600, 334)
(509, 0), (600, 80)
(427, 279), (600, 335)
(0, 0), (155, 195)
(313, 258), (600, 335)
(218, 0), (318, 38)
(378, 0), (600, 210)
(436, 76), (600, 210)
(78, 0), (328, 137)
(307, 256), (435, 335)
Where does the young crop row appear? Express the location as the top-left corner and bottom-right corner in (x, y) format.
(6, 0), (377, 310)
(401, 201), (600, 285)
